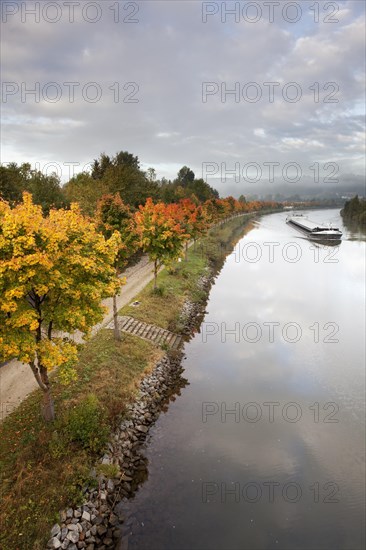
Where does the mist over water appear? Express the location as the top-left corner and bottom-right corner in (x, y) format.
(118, 209), (365, 550)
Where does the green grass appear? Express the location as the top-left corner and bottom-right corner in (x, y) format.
(0, 333), (162, 550)
(121, 249), (207, 332)
(0, 214), (254, 550)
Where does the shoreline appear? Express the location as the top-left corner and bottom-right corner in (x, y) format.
(46, 290), (211, 550)
(43, 221), (248, 550)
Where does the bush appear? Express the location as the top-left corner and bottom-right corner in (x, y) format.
(177, 267), (190, 279)
(151, 286), (165, 296)
(48, 430), (68, 459)
(65, 394), (108, 452)
(96, 463), (120, 479)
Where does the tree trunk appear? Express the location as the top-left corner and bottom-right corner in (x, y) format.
(39, 363), (55, 421)
(29, 359), (55, 421)
(154, 260), (158, 289)
(185, 241), (188, 261)
(113, 293), (121, 341)
(42, 388), (55, 422)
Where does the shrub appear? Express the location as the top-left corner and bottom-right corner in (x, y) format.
(96, 463), (120, 479)
(151, 286), (165, 296)
(48, 431), (68, 459)
(65, 394), (109, 452)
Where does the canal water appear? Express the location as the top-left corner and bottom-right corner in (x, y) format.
(117, 209), (365, 550)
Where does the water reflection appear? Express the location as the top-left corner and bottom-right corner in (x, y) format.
(341, 218), (366, 242)
(117, 209), (365, 550)
(306, 238), (341, 247)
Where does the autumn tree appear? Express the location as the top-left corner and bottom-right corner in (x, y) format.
(174, 199), (206, 259)
(135, 198), (188, 289)
(166, 201), (190, 261)
(187, 203), (208, 249)
(96, 194), (139, 340)
(225, 196), (237, 214)
(0, 193), (120, 420)
(203, 198), (225, 225)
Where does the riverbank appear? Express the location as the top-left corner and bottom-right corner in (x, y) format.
(105, 208), (365, 550)
(0, 214), (258, 550)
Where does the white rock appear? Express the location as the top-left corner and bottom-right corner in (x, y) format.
(47, 537), (62, 549)
(51, 524), (61, 537)
(66, 530), (79, 543)
(82, 510), (91, 522)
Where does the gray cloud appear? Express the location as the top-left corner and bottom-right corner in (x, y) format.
(1, 0), (365, 194)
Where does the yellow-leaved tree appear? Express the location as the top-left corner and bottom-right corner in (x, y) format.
(0, 193), (121, 420)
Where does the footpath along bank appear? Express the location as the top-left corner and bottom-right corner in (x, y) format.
(0, 213), (269, 550)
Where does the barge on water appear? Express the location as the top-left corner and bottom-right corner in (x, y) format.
(286, 214), (342, 241)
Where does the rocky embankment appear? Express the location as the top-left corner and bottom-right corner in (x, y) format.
(46, 275), (212, 550)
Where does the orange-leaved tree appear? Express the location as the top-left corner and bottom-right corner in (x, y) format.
(202, 198), (227, 225)
(135, 198), (188, 289)
(173, 199), (207, 259)
(180, 199), (208, 251)
(0, 193), (121, 420)
(96, 193), (139, 340)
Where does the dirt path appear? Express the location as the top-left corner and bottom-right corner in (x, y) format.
(0, 255), (157, 421)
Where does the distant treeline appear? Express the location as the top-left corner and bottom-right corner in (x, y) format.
(341, 196), (366, 227)
(0, 151), (219, 214)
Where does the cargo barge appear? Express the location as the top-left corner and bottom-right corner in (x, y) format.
(286, 214), (342, 240)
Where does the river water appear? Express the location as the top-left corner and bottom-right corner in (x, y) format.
(117, 209), (365, 550)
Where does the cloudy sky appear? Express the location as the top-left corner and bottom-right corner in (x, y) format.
(1, 0), (365, 195)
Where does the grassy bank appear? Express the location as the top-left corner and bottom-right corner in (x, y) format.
(0, 214), (255, 550)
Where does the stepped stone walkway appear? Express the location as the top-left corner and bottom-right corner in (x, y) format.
(106, 316), (183, 350)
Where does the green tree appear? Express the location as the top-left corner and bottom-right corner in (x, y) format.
(189, 178), (219, 202)
(102, 163), (158, 208)
(0, 163), (66, 213)
(146, 167), (157, 183)
(27, 171), (66, 214)
(0, 162), (26, 203)
(114, 151), (140, 170)
(63, 172), (107, 216)
(91, 153), (113, 180)
(176, 166), (195, 187)
(92, 151), (140, 180)
(341, 195), (366, 227)
(91, 151), (158, 208)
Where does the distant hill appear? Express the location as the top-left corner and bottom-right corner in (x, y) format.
(206, 175), (365, 201)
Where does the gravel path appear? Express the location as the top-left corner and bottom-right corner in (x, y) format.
(0, 255), (157, 421)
